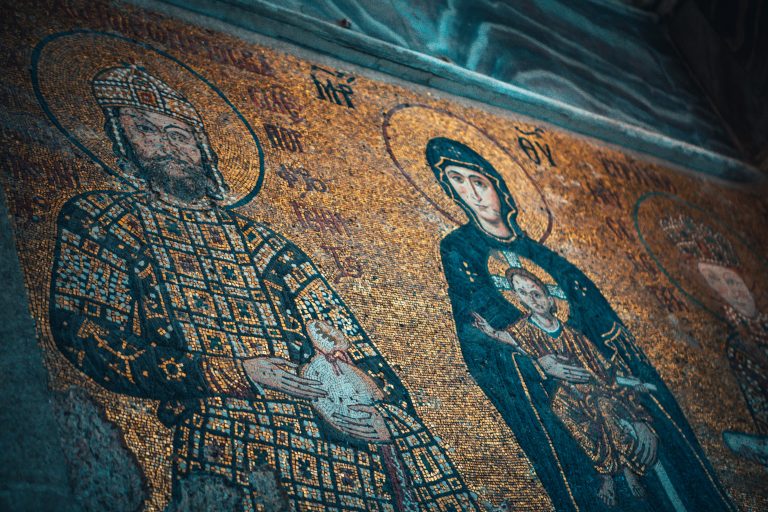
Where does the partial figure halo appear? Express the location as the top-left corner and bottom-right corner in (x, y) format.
(31, 30), (263, 209)
(634, 192), (767, 321)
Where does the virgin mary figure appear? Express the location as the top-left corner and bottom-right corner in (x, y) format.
(427, 137), (735, 512)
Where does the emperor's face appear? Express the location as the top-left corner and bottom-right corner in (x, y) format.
(119, 107), (213, 202)
(697, 261), (757, 318)
(444, 165), (502, 225)
(119, 107), (201, 168)
(511, 274), (554, 318)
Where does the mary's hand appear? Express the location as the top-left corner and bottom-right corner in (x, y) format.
(331, 405), (392, 443)
(243, 356), (328, 400)
(538, 354), (591, 383)
(632, 422), (658, 466)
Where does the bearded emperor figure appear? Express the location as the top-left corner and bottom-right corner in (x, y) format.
(50, 65), (478, 512)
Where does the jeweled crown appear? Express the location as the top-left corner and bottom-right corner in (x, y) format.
(92, 65), (202, 127)
(660, 214), (739, 267)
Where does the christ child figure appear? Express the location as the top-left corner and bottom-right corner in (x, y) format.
(474, 267), (657, 507)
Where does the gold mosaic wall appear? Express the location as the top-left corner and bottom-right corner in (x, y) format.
(1, 1), (767, 510)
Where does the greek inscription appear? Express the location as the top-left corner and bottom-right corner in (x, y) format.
(310, 65), (355, 109)
(249, 85), (304, 124)
(2, 153), (80, 191)
(604, 217), (634, 243)
(264, 123), (304, 153)
(625, 252), (658, 277)
(648, 284), (689, 314)
(291, 200), (350, 237)
(277, 165), (327, 193)
(55, 0), (274, 76)
(585, 179), (622, 209)
(601, 157), (676, 193)
(516, 127), (557, 167)
(14, 195), (50, 224)
(321, 244), (363, 282)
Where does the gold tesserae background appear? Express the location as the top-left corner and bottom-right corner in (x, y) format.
(1, 0), (767, 510)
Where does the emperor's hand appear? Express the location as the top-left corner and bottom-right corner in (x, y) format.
(332, 404), (392, 443)
(243, 356), (328, 400)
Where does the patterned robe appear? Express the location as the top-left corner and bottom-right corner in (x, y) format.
(508, 318), (652, 476)
(725, 306), (768, 435)
(50, 190), (477, 512)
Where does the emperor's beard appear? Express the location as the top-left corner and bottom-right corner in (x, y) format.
(138, 156), (215, 203)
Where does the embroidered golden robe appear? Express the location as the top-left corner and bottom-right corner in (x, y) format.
(508, 317), (653, 476)
(725, 306), (768, 435)
(50, 190), (477, 512)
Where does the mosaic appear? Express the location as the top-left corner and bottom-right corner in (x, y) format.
(0, 1), (767, 511)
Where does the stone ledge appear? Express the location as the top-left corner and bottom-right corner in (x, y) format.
(150, 0), (762, 183)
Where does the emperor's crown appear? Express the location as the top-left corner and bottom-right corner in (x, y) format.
(92, 65), (202, 127)
(660, 214), (739, 267)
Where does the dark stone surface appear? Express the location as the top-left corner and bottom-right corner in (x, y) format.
(245, 0), (738, 157)
(165, 473), (245, 512)
(666, 0), (768, 171)
(52, 388), (146, 512)
(0, 189), (77, 511)
(164, 470), (289, 512)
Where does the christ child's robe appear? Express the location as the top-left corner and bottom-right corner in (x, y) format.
(508, 316), (653, 476)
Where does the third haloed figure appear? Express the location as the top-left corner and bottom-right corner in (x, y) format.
(661, 214), (768, 467)
(427, 137), (736, 512)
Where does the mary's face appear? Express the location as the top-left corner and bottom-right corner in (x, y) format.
(697, 261), (757, 318)
(444, 165), (502, 225)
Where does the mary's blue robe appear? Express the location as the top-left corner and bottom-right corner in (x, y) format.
(440, 222), (735, 512)
(426, 135), (735, 512)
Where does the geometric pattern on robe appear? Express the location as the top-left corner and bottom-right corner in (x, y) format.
(50, 190), (478, 512)
(725, 306), (768, 435)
